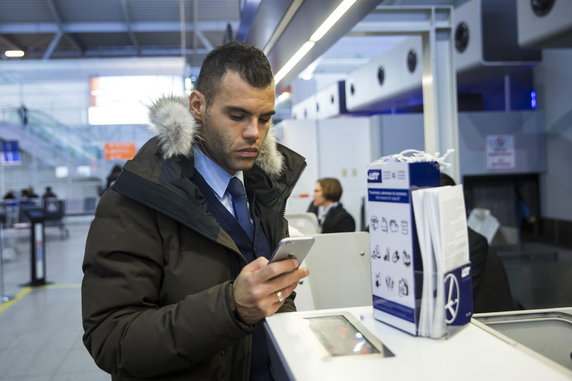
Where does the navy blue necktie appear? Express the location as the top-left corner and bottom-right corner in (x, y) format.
(227, 177), (253, 239)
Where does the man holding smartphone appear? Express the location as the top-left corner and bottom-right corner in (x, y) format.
(82, 41), (309, 380)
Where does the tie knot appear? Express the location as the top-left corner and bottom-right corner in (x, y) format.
(227, 177), (247, 199)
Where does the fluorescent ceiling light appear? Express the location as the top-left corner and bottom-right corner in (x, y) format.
(274, 0), (358, 85)
(310, 0), (357, 42)
(274, 41), (315, 84)
(276, 91), (291, 104)
(4, 50), (25, 58)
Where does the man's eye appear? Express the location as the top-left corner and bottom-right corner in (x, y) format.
(230, 114), (244, 121)
(259, 118), (271, 124)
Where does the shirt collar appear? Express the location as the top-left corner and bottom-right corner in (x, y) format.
(194, 147), (244, 198)
(318, 202), (338, 218)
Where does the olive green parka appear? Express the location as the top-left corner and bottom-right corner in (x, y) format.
(81, 96), (306, 380)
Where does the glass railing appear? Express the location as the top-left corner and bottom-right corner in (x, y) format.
(0, 107), (101, 162)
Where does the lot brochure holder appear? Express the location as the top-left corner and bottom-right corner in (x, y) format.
(366, 150), (472, 338)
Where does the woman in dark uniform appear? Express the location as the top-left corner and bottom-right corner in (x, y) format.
(307, 178), (355, 233)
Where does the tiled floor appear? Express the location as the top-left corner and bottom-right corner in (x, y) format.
(0, 216), (109, 380)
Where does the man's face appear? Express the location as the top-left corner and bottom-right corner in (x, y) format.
(189, 71), (275, 175)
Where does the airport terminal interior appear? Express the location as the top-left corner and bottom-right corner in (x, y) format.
(1, 0), (572, 379)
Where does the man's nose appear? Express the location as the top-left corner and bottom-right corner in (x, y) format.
(243, 117), (261, 140)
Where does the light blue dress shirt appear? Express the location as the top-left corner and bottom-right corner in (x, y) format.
(193, 147), (246, 217)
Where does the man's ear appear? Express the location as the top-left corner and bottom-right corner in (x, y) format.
(189, 90), (205, 121)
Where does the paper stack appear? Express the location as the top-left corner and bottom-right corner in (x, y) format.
(412, 185), (473, 338)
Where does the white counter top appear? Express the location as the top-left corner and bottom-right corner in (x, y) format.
(265, 306), (572, 381)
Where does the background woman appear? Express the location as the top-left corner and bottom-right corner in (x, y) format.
(307, 177), (355, 233)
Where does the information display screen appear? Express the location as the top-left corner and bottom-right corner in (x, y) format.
(304, 314), (395, 357)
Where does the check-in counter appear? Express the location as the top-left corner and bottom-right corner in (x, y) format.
(474, 307), (572, 372)
(265, 306), (572, 381)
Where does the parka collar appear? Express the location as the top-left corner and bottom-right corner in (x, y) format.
(147, 96), (284, 178)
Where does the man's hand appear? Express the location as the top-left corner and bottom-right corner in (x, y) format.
(233, 256), (309, 325)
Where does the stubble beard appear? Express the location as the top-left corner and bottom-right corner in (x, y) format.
(197, 113), (257, 174)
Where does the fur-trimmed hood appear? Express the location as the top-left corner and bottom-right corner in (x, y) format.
(147, 96), (284, 177)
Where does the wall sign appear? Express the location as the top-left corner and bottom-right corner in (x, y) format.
(485, 134), (515, 170)
(104, 142), (136, 160)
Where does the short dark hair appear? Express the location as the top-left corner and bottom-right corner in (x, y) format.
(195, 40), (274, 104)
(318, 178), (343, 202)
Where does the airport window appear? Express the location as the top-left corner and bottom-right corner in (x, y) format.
(88, 75), (185, 125)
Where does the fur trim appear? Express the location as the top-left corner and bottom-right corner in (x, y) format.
(257, 129), (283, 177)
(147, 96), (284, 176)
(148, 96), (197, 159)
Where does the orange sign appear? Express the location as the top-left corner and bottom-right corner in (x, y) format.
(104, 142), (136, 160)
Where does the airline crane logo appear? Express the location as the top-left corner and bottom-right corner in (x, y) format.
(444, 273), (460, 323)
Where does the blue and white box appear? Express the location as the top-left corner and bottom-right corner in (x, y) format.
(366, 159), (472, 337)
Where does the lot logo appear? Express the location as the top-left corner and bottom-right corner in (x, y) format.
(367, 169), (382, 183)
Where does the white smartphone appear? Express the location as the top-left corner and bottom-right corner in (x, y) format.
(269, 236), (315, 265)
